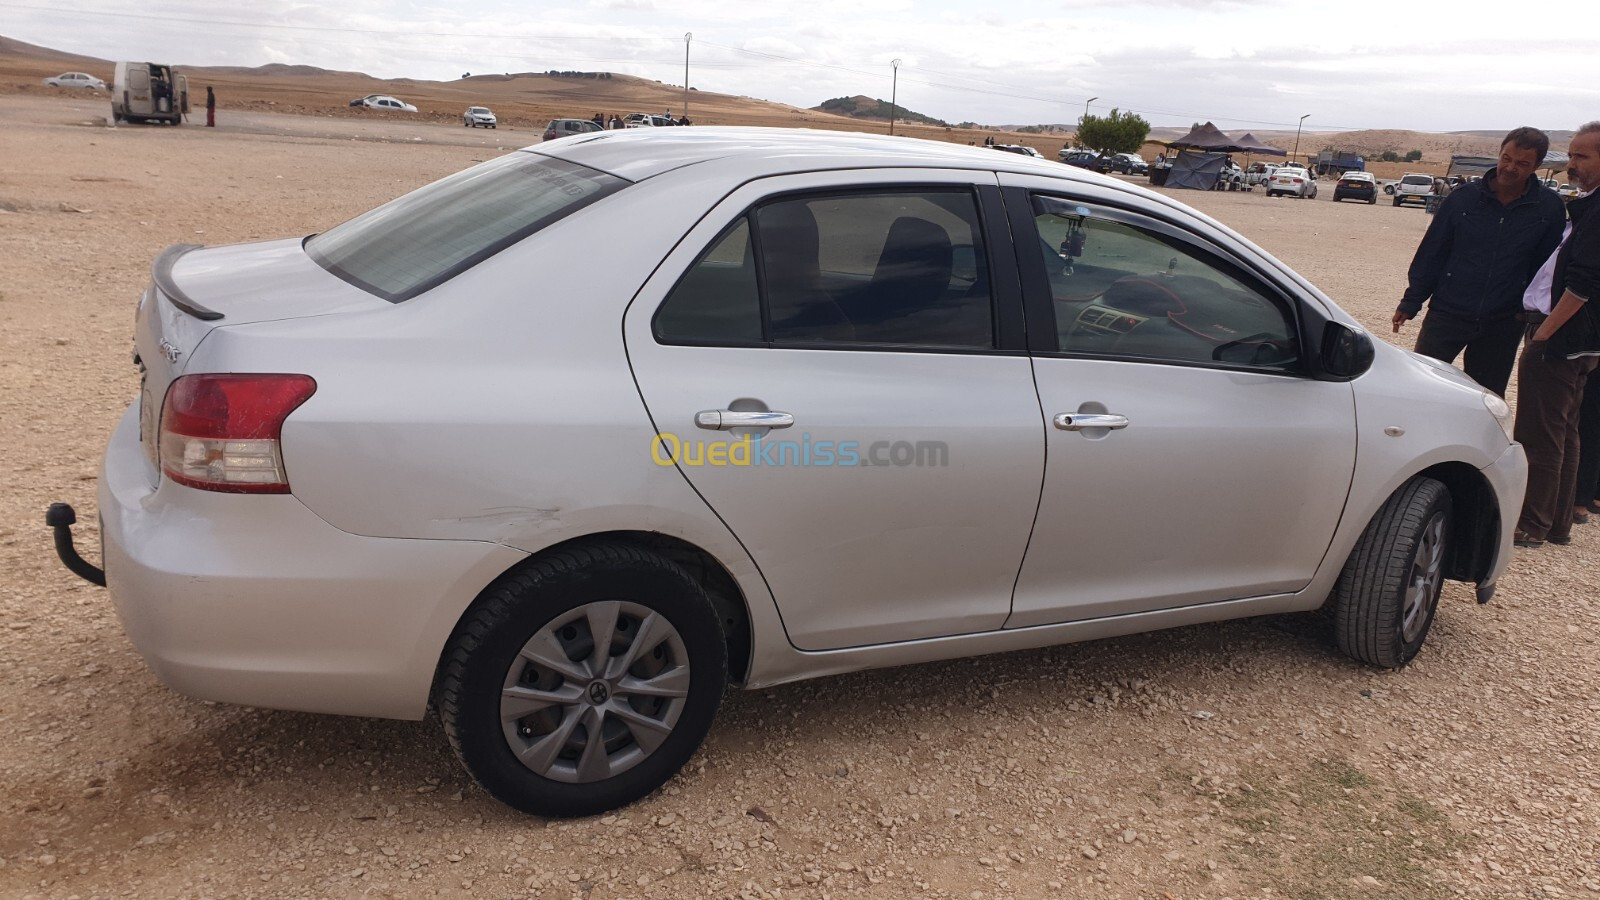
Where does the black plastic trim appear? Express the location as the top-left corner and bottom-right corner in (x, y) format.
(152, 243), (222, 320)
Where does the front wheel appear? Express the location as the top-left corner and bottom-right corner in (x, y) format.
(1331, 477), (1452, 668)
(437, 543), (727, 817)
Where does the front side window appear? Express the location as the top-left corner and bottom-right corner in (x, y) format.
(1028, 195), (1299, 369)
(306, 153), (626, 302)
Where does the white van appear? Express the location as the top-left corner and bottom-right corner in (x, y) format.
(111, 62), (188, 125)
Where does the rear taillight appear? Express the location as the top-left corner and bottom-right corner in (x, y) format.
(159, 374), (316, 494)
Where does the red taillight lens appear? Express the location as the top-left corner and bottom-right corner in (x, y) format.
(159, 374), (316, 493)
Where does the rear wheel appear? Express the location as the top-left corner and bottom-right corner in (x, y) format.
(1331, 477), (1452, 668)
(437, 543), (727, 817)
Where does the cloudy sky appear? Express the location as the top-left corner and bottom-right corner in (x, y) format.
(4, 0), (1596, 132)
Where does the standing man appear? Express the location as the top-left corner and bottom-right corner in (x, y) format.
(1512, 122), (1600, 547)
(205, 85), (216, 128)
(1392, 127), (1567, 396)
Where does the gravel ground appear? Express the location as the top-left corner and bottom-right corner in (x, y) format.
(1, 93), (1596, 900)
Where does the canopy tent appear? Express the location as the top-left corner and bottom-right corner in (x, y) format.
(1162, 121), (1247, 152)
(1156, 122), (1249, 190)
(1165, 151), (1227, 190)
(1232, 133), (1287, 157)
(1448, 151), (1569, 178)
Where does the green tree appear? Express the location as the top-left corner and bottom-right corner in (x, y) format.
(1076, 108), (1152, 154)
(1380, 150), (1401, 162)
(1404, 149), (1423, 162)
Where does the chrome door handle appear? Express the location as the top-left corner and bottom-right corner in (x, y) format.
(1054, 413), (1129, 431)
(695, 410), (795, 430)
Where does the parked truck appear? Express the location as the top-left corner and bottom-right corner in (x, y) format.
(111, 61), (188, 125)
(1313, 150), (1365, 177)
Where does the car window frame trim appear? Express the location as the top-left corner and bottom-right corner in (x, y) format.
(651, 181), (1027, 356)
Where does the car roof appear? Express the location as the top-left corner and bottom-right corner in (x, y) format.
(529, 126), (1088, 183)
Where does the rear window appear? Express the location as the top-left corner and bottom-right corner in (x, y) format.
(1402, 175), (1433, 185)
(305, 153), (627, 302)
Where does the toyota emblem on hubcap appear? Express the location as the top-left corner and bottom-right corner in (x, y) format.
(587, 681), (609, 704)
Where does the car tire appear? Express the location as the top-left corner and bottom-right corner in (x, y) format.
(1331, 477), (1452, 668)
(437, 542), (727, 818)
(1369, 197), (1377, 205)
(1393, 198), (1402, 207)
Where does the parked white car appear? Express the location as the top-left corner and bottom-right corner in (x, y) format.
(1394, 173), (1435, 207)
(462, 106), (497, 128)
(59, 128), (1525, 819)
(361, 95), (417, 112)
(1265, 165), (1318, 198)
(624, 113), (676, 128)
(44, 71), (106, 90)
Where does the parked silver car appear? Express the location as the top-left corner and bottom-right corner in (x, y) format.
(462, 106), (497, 128)
(44, 71), (106, 90)
(59, 127), (1525, 818)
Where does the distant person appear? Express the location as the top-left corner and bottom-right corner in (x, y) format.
(592, 112), (604, 128)
(1392, 126), (1566, 396)
(609, 114), (622, 129)
(205, 85), (215, 128)
(678, 115), (691, 126)
(1511, 120), (1600, 547)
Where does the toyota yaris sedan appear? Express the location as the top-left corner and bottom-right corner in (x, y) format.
(61, 127), (1525, 818)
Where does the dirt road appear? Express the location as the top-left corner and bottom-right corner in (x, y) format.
(1, 93), (1595, 900)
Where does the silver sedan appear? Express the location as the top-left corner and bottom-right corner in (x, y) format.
(64, 127), (1525, 818)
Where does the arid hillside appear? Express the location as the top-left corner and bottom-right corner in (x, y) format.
(0, 35), (1571, 176)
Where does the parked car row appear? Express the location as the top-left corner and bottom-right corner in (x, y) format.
(1057, 149), (1148, 175)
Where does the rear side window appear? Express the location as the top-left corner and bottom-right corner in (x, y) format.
(306, 153), (626, 302)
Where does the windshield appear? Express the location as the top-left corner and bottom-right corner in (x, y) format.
(306, 152), (628, 302)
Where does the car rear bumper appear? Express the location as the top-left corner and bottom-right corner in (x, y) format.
(97, 406), (527, 720)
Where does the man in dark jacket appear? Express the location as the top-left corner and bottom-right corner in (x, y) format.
(1512, 122), (1600, 547)
(1392, 127), (1567, 396)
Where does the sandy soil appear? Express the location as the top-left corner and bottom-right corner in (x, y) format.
(1, 91), (1596, 900)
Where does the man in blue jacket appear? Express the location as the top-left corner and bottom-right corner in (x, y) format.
(1392, 127), (1567, 396)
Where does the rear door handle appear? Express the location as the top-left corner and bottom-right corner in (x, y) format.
(695, 410), (795, 430)
(1054, 413), (1129, 431)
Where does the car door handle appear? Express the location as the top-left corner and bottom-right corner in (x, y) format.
(695, 410), (795, 430)
(1053, 413), (1129, 431)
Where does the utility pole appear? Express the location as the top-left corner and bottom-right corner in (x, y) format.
(889, 59), (901, 135)
(1293, 113), (1309, 166)
(1081, 96), (1098, 145)
(683, 33), (692, 121)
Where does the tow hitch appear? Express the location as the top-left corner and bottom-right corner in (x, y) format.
(46, 503), (105, 587)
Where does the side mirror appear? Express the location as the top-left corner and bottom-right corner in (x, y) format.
(1320, 322), (1375, 380)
